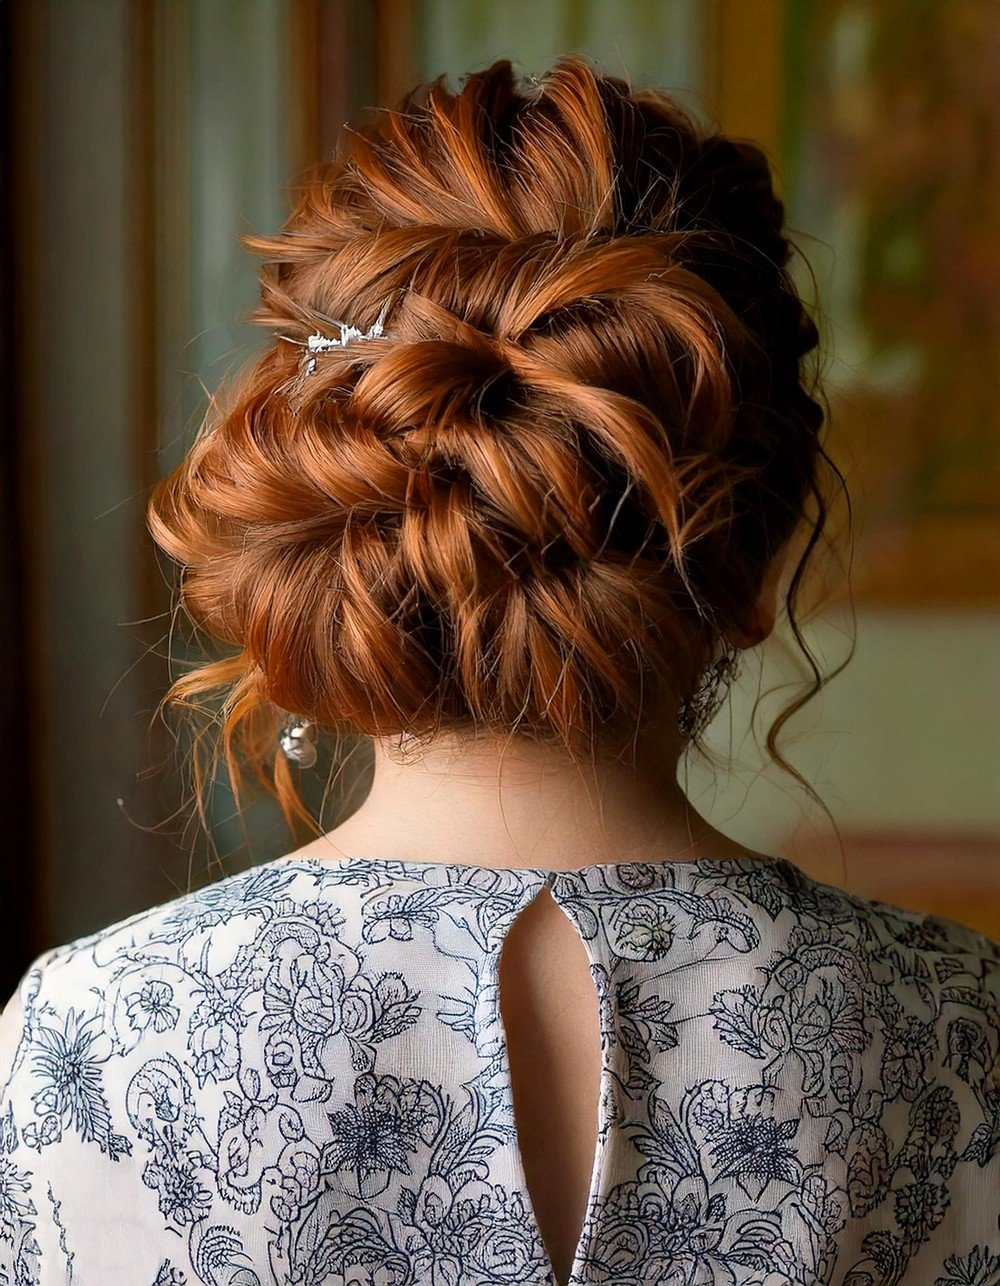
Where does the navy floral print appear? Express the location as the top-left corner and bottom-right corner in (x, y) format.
(0, 854), (998, 1284)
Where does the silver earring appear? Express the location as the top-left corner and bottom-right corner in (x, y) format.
(279, 715), (318, 768)
(677, 647), (740, 741)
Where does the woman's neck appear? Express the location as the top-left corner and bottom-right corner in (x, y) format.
(296, 726), (763, 871)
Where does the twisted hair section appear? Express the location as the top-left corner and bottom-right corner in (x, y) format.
(147, 55), (840, 835)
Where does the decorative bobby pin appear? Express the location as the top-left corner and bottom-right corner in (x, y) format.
(281, 299), (392, 374)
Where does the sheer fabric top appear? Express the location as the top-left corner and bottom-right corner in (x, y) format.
(1, 853), (999, 1285)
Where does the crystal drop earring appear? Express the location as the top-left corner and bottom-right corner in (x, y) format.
(279, 714), (319, 769)
(677, 646), (740, 742)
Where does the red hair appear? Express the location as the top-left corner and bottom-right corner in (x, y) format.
(147, 55), (841, 836)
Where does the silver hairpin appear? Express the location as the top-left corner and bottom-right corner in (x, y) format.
(281, 300), (392, 374)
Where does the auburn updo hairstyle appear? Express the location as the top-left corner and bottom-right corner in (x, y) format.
(148, 55), (842, 835)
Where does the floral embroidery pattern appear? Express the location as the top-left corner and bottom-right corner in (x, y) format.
(0, 854), (997, 1284)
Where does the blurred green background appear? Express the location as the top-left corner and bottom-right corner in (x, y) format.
(2, 0), (998, 997)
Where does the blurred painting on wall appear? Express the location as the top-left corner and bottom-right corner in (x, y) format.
(786, 0), (999, 607)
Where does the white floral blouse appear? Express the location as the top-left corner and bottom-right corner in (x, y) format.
(1, 854), (999, 1285)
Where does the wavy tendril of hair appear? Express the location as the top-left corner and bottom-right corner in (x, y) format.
(147, 54), (851, 845)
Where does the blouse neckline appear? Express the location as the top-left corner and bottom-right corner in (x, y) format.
(267, 849), (791, 881)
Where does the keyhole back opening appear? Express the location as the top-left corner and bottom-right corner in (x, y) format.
(497, 883), (604, 1286)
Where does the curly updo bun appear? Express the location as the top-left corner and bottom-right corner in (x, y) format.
(148, 55), (835, 829)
